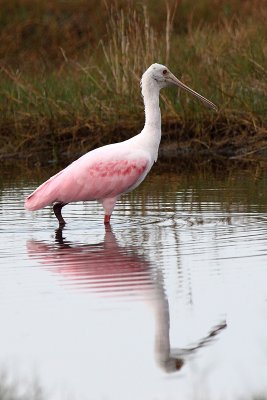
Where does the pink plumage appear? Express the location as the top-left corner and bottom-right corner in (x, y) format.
(25, 63), (217, 225)
(25, 143), (151, 221)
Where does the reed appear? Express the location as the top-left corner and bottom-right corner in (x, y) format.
(0, 0), (266, 165)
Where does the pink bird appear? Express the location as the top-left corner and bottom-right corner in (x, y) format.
(25, 63), (217, 226)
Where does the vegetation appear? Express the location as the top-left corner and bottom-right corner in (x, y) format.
(0, 0), (266, 165)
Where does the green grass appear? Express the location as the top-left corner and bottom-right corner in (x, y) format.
(0, 0), (267, 164)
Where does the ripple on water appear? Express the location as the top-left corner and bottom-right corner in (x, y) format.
(1, 172), (267, 399)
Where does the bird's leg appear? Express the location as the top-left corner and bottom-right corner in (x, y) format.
(104, 214), (111, 224)
(53, 202), (67, 227)
(101, 197), (118, 225)
(55, 227), (64, 244)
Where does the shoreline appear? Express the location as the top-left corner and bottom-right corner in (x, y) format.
(1, 116), (266, 169)
(1, 1), (266, 170)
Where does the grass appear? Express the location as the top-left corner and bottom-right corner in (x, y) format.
(0, 0), (267, 165)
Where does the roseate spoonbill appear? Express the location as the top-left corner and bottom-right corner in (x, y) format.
(25, 63), (217, 226)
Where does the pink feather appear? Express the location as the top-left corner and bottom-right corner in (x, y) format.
(25, 145), (150, 211)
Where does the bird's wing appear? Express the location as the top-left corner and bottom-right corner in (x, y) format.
(25, 145), (151, 211)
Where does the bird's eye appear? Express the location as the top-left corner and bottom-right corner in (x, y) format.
(162, 69), (168, 75)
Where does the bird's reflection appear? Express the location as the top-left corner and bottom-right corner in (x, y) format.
(28, 226), (154, 295)
(27, 226), (226, 373)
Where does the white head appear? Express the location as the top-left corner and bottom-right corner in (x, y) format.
(141, 63), (217, 111)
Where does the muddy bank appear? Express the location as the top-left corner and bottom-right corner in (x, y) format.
(1, 116), (267, 171)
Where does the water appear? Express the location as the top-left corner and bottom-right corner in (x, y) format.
(1, 166), (267, 400)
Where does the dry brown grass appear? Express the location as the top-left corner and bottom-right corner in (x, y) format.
(0, 0), (266, 166)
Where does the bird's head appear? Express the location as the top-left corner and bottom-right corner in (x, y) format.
(142, 63), (217, 111)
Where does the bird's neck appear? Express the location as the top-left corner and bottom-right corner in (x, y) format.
(143, 82), (161, 129)
(141, 81), (162, 160)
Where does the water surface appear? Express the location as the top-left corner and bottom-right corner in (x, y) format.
(1, 167), (267, 400)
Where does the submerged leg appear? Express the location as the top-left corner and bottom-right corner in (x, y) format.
(55, 226), (64, 244)
(53, 202), (68, 226)
(104, 214), (111, 224)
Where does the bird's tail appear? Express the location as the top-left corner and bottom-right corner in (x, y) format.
(25, 171), (62, 211)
